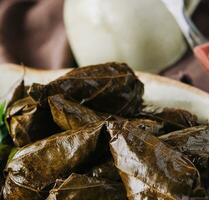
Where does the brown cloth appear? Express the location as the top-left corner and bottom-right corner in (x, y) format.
(0, 0), (208, 92)
(161, 2), (209, 92)
(0, 0), (76, 69)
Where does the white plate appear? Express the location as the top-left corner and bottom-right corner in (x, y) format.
(1, 63), (209, 122)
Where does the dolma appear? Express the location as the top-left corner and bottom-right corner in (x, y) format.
(48, 94), (102, 130)
(6, 96), (60, 147)
(46, 173), (127, 200)
(160, 125), (209, 190)
(107, 120), (203, 199)
(3, 121), (105, 200)
(141, 107), (198, 135)
(29, 62), (144, 117)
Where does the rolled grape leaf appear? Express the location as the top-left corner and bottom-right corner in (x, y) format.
(3, 121), (105, 200)
(159, 125), (209, 190)
(140, 107), (198, 135)
(107, 120), (203, 199)
(46, 173), (127, 200)
(6, 96), (60, 147)
(29, 62), (144, 117)
(48, 94), (102, 130)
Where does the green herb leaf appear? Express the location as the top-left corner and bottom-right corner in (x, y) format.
(0, 102), (5, 126)
(0, 102), (8, 144)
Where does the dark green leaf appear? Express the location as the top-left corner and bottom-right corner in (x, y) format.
(0, 102), (6, 126)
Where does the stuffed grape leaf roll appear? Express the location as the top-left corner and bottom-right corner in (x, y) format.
(6, 97), (60, 147)
(3, 121), (105, 200)
(160, 125), (209, 191)
(29, 62), (144, 117)
(107, 120), (203, 199)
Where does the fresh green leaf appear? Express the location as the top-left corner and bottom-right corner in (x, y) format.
(0, 102), (5, 126)
(0, 102), (9, 144)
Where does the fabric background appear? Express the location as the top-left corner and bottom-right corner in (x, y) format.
(0, 0), (76, 69)
(0, 0), (208, 91)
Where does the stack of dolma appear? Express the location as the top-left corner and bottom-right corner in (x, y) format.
(1, 62), (209, 200)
